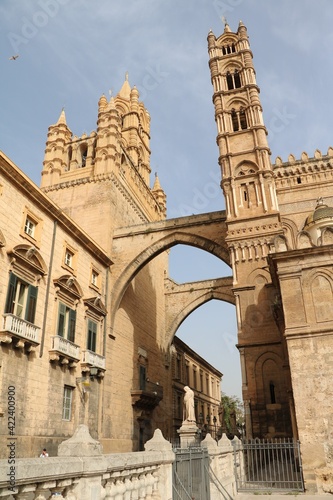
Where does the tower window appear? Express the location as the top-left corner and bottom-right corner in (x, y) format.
(234, 70), (241, 88)
(240, 108), (248, 129)
(231, 109), (239, 131)
(226, 70), (242, 90)
(80, 144), (88, 167)
(227, 72), (233, 90)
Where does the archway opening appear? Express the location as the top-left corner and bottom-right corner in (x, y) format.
(169, 245), (241, 399)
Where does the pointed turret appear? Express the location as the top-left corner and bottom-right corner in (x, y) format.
(118, 72), (131, 100)
(41, 109), (72, 188)
(152, 173), (167, 218)
(56, 108), (67, 125)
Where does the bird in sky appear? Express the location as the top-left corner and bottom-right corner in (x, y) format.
(9, 55), (19, 60)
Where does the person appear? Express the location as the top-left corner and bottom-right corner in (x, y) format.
(183, 386), (196, 423)
(40, 448), (49, 458)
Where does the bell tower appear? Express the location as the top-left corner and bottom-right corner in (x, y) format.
(208, 20), (279, 223)
(208, 21), (294, 439)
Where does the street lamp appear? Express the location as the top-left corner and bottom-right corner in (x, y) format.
(213, 415), (217, 442)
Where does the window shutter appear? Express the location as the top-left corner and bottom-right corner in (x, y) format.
(87, 319), (97, 352)
(68, 308), (76, 343)
(5, 273), (17, 314)
(25, 285), (38, 323)
(57, 302), (66, 337)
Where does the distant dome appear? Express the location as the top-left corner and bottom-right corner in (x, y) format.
(304, 198), (333, 228)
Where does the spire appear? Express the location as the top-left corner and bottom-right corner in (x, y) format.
(222, 16), (231, 33)
(152, 172), (166, 218)
(118, 72), (131, 99)
(56, 108), (67, 125)
(153, 172), (161, 191)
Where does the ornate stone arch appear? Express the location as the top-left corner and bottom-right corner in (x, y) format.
(165, 283), (235, 348)
(303, 269), (333, 324)
(296, 230), (313, 249)
(110, 231), (230, 333)
(235, 160), (259, 177)
(281, 217), (298, 250)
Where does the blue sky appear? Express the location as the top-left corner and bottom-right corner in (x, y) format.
(1, 0), (333, 398)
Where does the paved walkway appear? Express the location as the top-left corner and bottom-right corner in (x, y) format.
(235, 494), (330, 499)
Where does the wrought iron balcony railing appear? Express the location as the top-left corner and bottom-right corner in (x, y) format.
(131, 380), (163, 410)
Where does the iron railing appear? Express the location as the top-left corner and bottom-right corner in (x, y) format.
(233, 438), (304, 492)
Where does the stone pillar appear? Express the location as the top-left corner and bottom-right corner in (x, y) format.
(177, 421), (199, 448)
(58, 424), (103, 456)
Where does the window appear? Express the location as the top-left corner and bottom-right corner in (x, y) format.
(64, 249), (73, 268)
(176, 355), (181, 379)
(139, 365), (146, 390)
(21, 209), (42, 245)
(176, 393), (182, 419)
(24, 217), (36, 238)
(87, 319), (97, 352)
(62, 386), (73, 420)
(226, 70), (241, 90)
(270, 382), (276, 404)
(193, 367), (197, 389)
(5, 273), (38, 323)
(57, 301), (76, 342)
(91, 270), (99, 287)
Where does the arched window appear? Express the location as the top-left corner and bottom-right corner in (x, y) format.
(80, 144), (88, 167)
(240, 108), (248, 129)
(226, 70), (242, 90)
(226, 72), (233, 90)
(234, 70), (241, 88)
(269, 382), (276, 404)
(231, 109), (239, 132)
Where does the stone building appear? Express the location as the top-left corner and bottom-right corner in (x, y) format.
(171, 335), (222, 442)
(208, 20), (333, 491)
(0, 75), (224, 459)
(1, 17), (333, 493)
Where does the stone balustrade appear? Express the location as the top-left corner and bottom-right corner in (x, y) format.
(0, 427), (174, 500)
(1, 314), (40, 345)
(0, 426), (238, 499)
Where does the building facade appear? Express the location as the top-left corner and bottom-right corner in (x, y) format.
(171, 336), (222, 443)
(1, 19), (333, 493)
(0, 76), (224, 460)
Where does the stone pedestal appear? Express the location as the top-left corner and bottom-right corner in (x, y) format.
(177, 421), (198, 448)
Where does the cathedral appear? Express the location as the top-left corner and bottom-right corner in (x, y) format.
(0, 17), (333, 493)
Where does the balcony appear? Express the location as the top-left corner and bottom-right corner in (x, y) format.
(81, 349), (106, 376)
(131, 380), (163, 410)
(0, 314), (40, 350)
(49, 335), (80, 366)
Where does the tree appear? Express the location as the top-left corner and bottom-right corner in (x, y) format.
(218, 393), (244, 439)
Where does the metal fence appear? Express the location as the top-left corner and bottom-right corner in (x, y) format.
(172, 446), (211, 500)
(233, 438), (304, 492)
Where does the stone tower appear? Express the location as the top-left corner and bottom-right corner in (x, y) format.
(208, 21), (294, 438)
(40, 76), (169, 452)
(41, 74), (166, 254)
